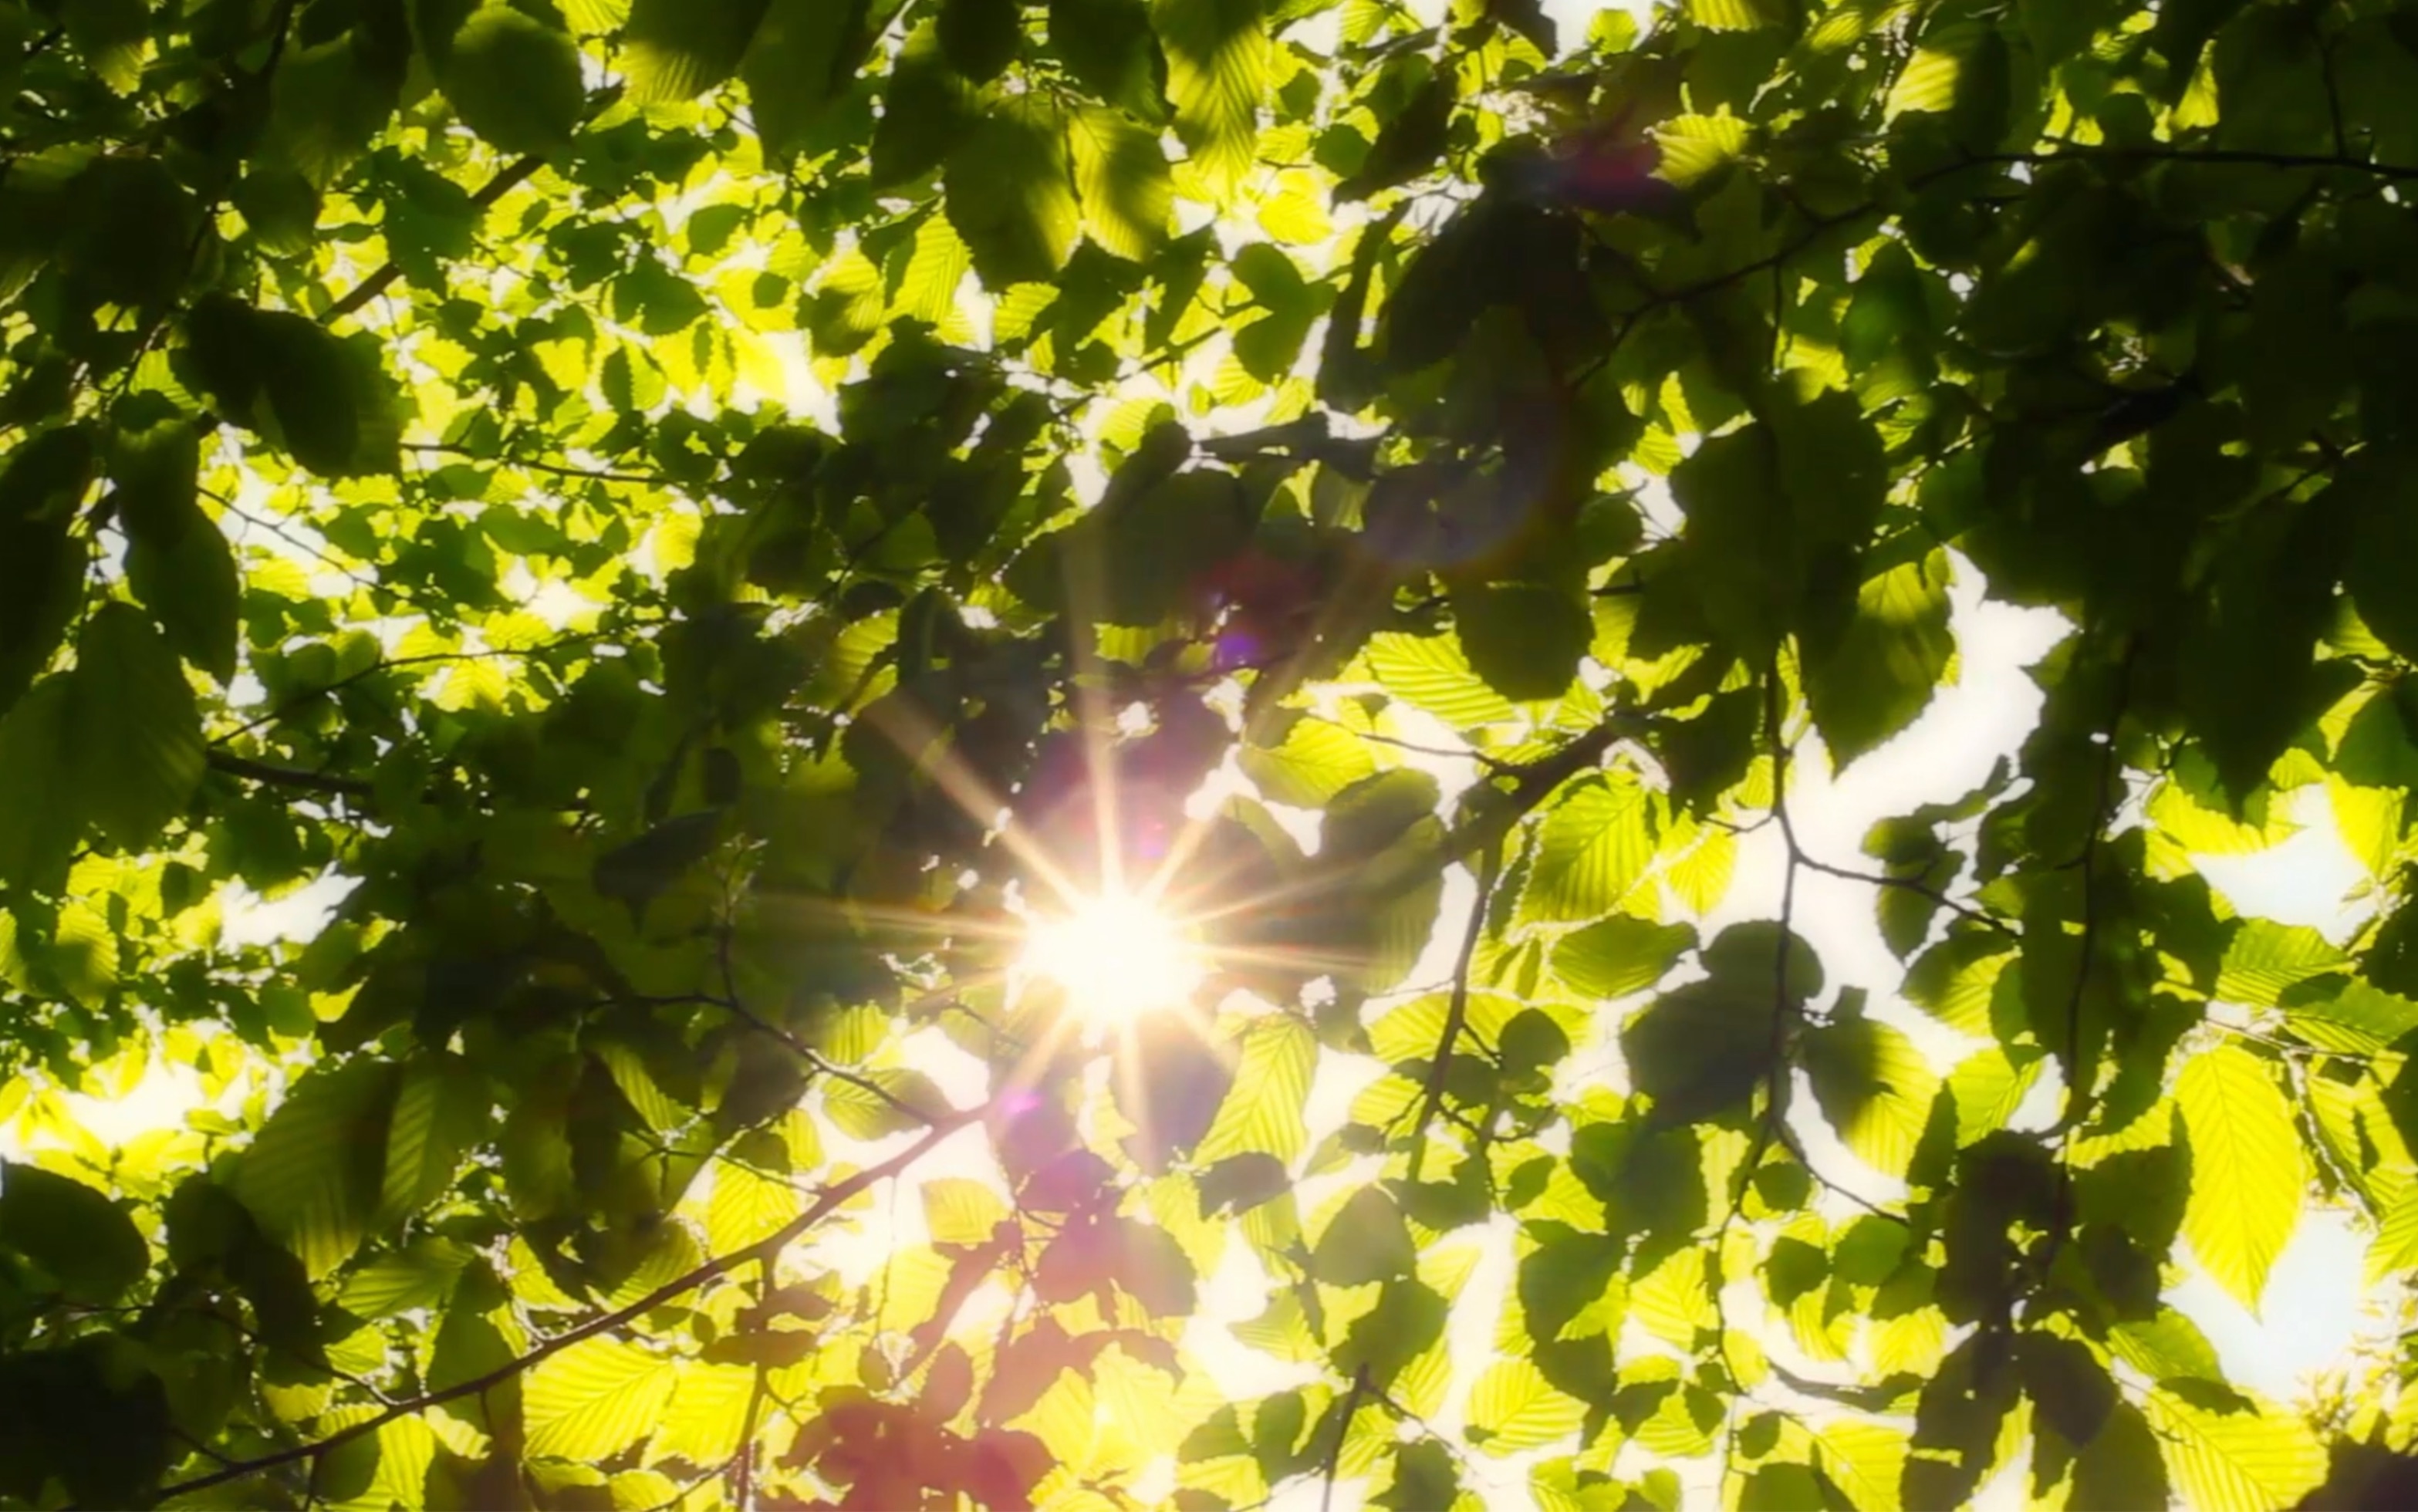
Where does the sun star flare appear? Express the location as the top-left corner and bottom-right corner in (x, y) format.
(1020, 889), (1207, 1025)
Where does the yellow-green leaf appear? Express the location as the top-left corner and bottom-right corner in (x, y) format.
(1194, 1014), (1313, 1163)
(1239, 710), (1377, 808)
(1366, 633), (1518, 728)
(231, 1058), (397, 1278)
(1805, 1017), (1941, 1178)
(945, 100), (1082, 288)
(1153, 0), (1266, 198)
(1069, 105), (1172, 261)
(525, 1338), (681, 1460)
(922, 1176), (1010, 1245)
(2146, 1382), (2327, 1512)
(1524, 772), (1656, 923)
(1467, 1358), (1586, 1454)
(2177, 1045), (2305, 1314)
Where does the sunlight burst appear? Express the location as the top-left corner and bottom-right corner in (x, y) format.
(1020, 890), (1206, 1025)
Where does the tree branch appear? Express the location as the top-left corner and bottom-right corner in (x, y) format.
(1403, 850), (1499, 1183)
(147, 1105), (984, 1505)
(321, 155), (547, 323)
(400, 441), (672, 487)
(1792, 852), (2016, 938)
(204, 749), (375, 799)
(1406, 710), (1656, 895)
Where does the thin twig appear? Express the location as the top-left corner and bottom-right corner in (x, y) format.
(1404, 850), (1500, 1183)
(204, 749), (375, 799)
(400, 441), (671, 487)
(1319, 1368), (1371, 1512)
(1793, 852), (2015, 937)
(322, 155), (548, 322)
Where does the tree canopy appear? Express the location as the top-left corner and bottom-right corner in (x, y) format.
(7, 0), (2418, 1503)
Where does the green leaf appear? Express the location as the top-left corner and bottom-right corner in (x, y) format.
(1049, 0), (1166, 120)
(1804, 1016), (1942, 1178)
(1311, 1186), (1416, 1284)
(1153, 0), (1266, 198)
(1467, 1357), (1586, 1453)
(623, 0), (769, 100)
(923, 1176), (1011, 1244)
(379, 1056), (485, 1223)
(524, 1337), (681, 1460)
(741, 0), (885, 157)
(2216, 921), (2345, 1009)
(0, 1163), (148, 1303)
(0, 679), (81, 893)
(63, 0), (148, 92)
(2345, 459), (2418, 663)
(1238, 708), (1377, 808)
(2180, 496), (2352, 802)
(2109, 1308), (2224, 1383)
(1903, 932), (2012, 1037)
(1196, 1151), (1288, 1216)
(2017, 1333), (2117, 1447)
(593, 811), (724, 918)
(945, 100), (1082, 288)
(1228, 242), (1318, 383)
(2281, 979), (2418, 1056)
(1377, 1440), (1460, 1510)
(435, 5), (584, 153)
(0, 424), (93, 715)
(708, 1132), (802, 1251)
(122, 505), (238, 686)
(1366, 632), (1518, 727)
(1804, 548), (1955, 770)
(2145, 1382), (2327, 1512)
(69, 602), (204, 851)
(1194, 1014), (1314, 1162)
(1741, 1464), (1828, 1510)
(1069, 105), (1172, 262)
(2062, 1402), (2173, 1511)
(1336, 68), (1450, 202)
(231, 1058), (397, 1277)
(868, 30), (975, 186)
(2176, 1045), (2304, 1314)
(338, 1237), (473, 1318)
(1621, 923), (1817, 1124)
(1623, 979), (1771, 1124)
(1552, 915), (1695, 1001)
(937, 0), (1017, 80)
(1453, 582), (1590, 704)
(1810, 1419), (1909, 1512)
(1524, 771), (1656, 923)
(1653, 113), (1750, 188)
(1683, 0), (1775, 29)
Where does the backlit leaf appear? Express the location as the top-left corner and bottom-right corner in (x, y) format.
(0, 1162), (147, 1303)
(1154, 0), (1266, 198)
(1467, 1358), (1586, 1453)
(1524, 771), (1656, 923)
(525, 1338), (681, 1460)
(1069, 106), (1173, 262)
(70, 602), (203, 851)
(2177, 1045), (2305, 1314)
(231, 1059), (397, 1278)
(946, 100), (1083, 288)
(2146, 1382), (2327, 1512)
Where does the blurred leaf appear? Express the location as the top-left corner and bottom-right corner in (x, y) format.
(946, 100), (1082, 288)
(0, 1163), (147, 1303)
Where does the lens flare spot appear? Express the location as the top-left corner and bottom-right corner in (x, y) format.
(1022, 891), (1204, 1024)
